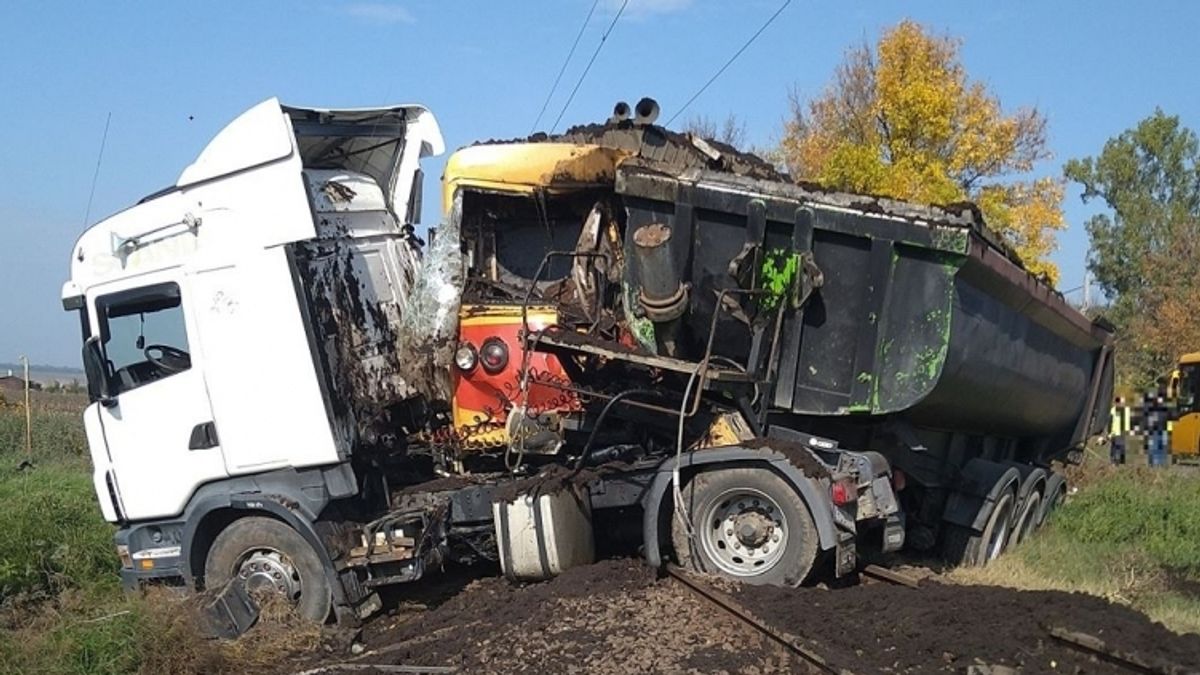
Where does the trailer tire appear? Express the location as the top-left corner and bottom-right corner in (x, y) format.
(943, 489), (1017, 567)
(1009, 490), (1042, 547)
(671, 467), (819, 586)
(1038, 477), (1068, 526)
(205, 517), (332, 623)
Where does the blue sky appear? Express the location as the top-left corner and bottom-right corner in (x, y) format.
(2, 1), (1197, 367)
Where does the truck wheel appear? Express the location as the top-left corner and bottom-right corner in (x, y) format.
(943, 489), (1017, 567)
(671, 467), (819, 586)
(205, 517), (332, 623)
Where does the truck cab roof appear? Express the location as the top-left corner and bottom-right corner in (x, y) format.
(64, 97), (443, 303)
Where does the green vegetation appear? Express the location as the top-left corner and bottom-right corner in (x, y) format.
(952, 459), (1200, 634)
(0, 397), (316, 674)
(1064, 111), (1200, 389)
(0, 399), (141, 674)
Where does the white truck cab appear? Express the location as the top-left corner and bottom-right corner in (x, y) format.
(62, 100), (444, 617)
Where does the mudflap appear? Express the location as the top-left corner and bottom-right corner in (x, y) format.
(835, 530), (857, 577)
(198, 579), (260, 639)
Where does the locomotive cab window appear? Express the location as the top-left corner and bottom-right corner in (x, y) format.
(96, 283), (191, 395)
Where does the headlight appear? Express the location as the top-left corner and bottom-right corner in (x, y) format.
(480, 338), (509, 374)
(455, 343), (478, 372)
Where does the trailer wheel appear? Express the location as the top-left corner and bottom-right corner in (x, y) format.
(943, 489), (1017, 567)
(1008, 490), (1042, 547)
(1037, 478), (1068, 526)
(671, 467), (819, 586)
(204, 517), (332, 623)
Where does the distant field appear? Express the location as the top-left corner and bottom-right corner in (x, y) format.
(0, 363), (85, 387)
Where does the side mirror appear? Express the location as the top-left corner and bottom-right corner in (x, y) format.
(407, 168), (424, 225)
(82, 336), (115, 406)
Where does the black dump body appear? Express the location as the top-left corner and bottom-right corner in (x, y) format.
(615, 163), (1114, 455)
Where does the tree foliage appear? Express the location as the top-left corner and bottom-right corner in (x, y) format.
(1064, 110), (1200, 387)
(781, 20), (1065, 283)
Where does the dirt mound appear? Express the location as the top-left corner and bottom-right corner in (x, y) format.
(736, 579), (1200, 673)
(284, 560), (1200, 674)
(344, 558), (789, 673)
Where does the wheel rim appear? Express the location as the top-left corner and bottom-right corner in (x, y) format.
(699, 487), (788, 578)
(1017, 493), (1041, 542)
(984, 497), (1014, 562)
(235, 548), (302, 602)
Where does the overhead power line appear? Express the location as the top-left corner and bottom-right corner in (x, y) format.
(531, 0), (601, 134)
(550, 0), (631, 134)
(665, 0), (792, 127)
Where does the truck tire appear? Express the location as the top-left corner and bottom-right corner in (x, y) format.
(943, 489), (1017, 567)
(671, 467), (819, 586)
(205, 517), (332, 623)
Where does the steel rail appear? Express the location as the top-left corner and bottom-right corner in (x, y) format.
(664, 565), (855, 675)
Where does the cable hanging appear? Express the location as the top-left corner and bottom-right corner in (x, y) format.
(665, 0), (792, 127)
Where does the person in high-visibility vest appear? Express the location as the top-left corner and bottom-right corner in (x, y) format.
(1110, 396), (1128, 464)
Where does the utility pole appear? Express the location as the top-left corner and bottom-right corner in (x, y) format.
(20, 355), (31, 457)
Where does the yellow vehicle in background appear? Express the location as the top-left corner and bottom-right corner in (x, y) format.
(1169, 353), (1200, 461)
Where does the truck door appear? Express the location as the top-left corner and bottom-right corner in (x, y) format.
(87, 274), (227, 521)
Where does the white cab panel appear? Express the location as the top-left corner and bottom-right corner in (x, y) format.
(190, 245), (342, 472)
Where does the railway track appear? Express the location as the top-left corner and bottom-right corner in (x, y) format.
(667, 563), (1188, 675)
(663, 565), (856, 674)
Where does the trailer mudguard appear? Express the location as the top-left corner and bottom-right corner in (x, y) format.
(640, 447), (838, 568)
(942, 458), (1022, 531)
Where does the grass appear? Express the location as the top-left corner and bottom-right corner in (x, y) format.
(951, 455), (1200, 635)
(0, 397), (322, 674)
(0, 397), (227, 674)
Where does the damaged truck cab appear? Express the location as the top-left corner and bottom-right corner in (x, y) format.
(63, 98), (446, 621)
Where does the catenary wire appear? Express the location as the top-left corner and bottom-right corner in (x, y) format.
(665, 0), (792, 127)
(531, 0), (601, 133)
(550, 0), (631, 134)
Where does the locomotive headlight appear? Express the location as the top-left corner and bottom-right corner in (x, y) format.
(454, 343), (478, 372)
(480, 338), (509, 374)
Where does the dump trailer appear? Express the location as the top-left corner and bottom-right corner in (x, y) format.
(63, 98), (1112, 628)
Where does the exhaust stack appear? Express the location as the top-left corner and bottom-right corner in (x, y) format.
(609, 101), (631, 124)
(633, 97), (660, 126)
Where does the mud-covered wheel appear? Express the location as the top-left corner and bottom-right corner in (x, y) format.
(205, 517), (332, 623)
(943, 489), (1017, 567)
(671, 467), (819, 586)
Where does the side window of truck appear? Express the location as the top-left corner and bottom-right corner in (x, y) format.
(95, 282), (191, 394)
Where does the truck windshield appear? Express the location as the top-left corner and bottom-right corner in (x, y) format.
(1179, 364), (1200, 413)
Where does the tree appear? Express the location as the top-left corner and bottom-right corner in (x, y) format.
(781, 20), (1065, 283)
(683, 114), (748, 149)
(1064, 110), (1200, 387)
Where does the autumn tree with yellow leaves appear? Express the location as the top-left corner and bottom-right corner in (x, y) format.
(781, 20), (1065, 284)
